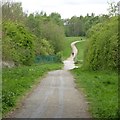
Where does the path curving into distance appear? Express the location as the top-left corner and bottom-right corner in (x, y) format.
(7, 40), (90, 118)
(63, 40), (83, 70)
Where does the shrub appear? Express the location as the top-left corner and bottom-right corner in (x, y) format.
(83, 17), (118, 71)
(2, 21), (35, 66)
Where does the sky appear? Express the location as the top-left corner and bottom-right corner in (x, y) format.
(6, 0), (120, 19)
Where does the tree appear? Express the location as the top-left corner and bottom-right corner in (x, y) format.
(107, 1), (118, 17)
(41, 21), (65, 53)
(49, 12), (63, 26)
(2, 2), (25, 23)
(26, 13), (65, 54)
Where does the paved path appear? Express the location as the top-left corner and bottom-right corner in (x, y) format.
(63, 40), (84, 70)
(9, 41), (91, 118)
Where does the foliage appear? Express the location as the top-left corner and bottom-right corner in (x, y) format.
(2, 1), (65, 65)
(2, 21), (35, 65)
(2, 63), (62, 115)
(83, 17), (118, 71)
(49, 12), (64, 26)
(55, 52), (63, 62)
(35, 38), (54, 55)
(41, 21), (65, 53)
(107, 1), (118, 17)
(63, 36), (118, 118)
(64, 16), (86, 37)
(72, 68), (118, 118)
(26, 13), (65, 54)
(2, 2), (26, 23)
(64, 14), (109, 37)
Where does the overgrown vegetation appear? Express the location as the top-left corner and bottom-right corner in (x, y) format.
(2, 0), (119, 119)
(64, 14), (109, 37)
(2, 2), (65, 66)
(26, 14), (65, 54)
(72, 69), (118, 118)
(83, 17), (118, 71)
(71, 17), (118, 118)
(63, 15), (118, 119)
(2, 63), (62, 116)
(2, 21), (35, 66)
(63, 35), (118, 118)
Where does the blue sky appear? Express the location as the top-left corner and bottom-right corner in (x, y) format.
(13, 0), (119, 18)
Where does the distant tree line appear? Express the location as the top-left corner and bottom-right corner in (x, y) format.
(2, 1), (119, 70)
(64, 1), (119, 37)
(64, 14), (110, 37)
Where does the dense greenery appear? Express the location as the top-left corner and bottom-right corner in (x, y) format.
(2, 21), (35, 65)
(64, 14), (109, 37)
(64, 1), (119, 37)
(72, 69), (118, 118)
(83, 17), (118, 71)
(26, 13), (65, 54)
(63, 36), (118, 118)
(2, 63), (62, 115)
(2, 0), (119, 119)
(2, 2), (65, 66)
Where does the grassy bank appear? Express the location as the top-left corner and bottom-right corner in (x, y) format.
(62, 37), (85, 60)
(71, 68), (118, 118)
(2, 63), (62, 116)
(63, 37), (118, 118)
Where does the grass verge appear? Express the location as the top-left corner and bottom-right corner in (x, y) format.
(62, 37), (85, 60)
(2, 63), (62, 116)
(71, 68), (118, 118)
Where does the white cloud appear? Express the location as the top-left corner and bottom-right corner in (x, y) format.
(63, 0), (107, 5)
(9, 0), (120, 18)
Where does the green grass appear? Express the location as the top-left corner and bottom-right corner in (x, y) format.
(63, 37), (118, 118)
(76, 40), (86, 60)
(2, 63), (62, 116)
(62, 37), (85, 60)
(71, 68), (118, 118)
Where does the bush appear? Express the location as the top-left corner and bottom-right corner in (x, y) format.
(35, 38), (54, 55)
(83, 17), (118, 71)
(2, 21), (35, 66)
